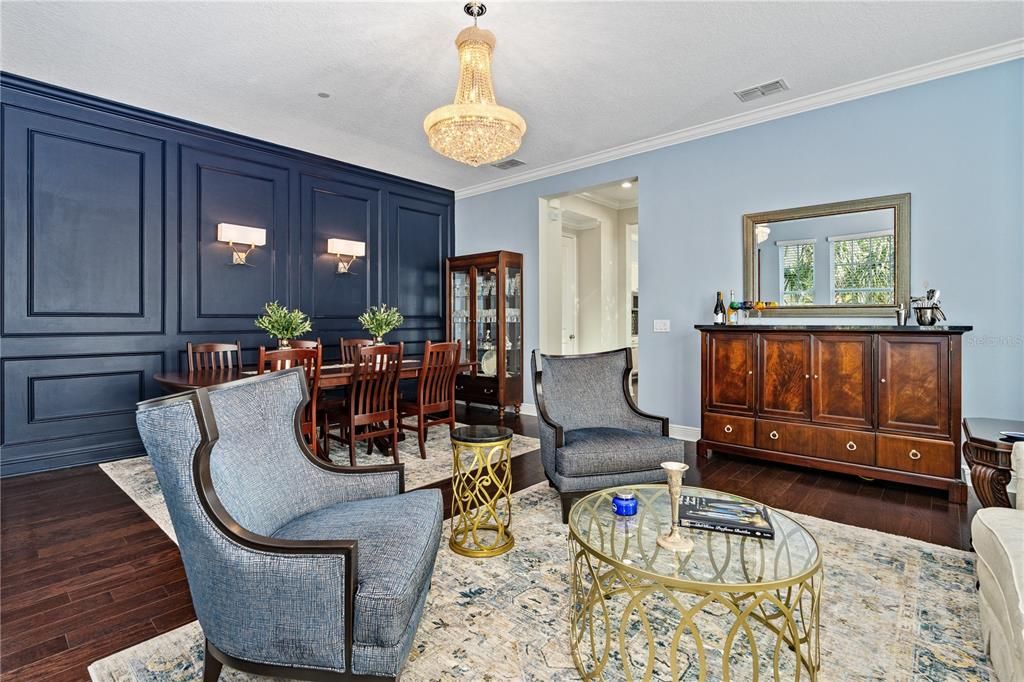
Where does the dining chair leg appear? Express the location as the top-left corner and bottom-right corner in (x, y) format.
(390, 421), (400, 465)
(349, 431), (357, 467)
(417, 418), (427, 459)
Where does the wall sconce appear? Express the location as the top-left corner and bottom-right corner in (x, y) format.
(217, 223), (267, 265)
(327, 238), (366, 274)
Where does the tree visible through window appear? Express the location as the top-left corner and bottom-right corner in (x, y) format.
(831, 233), (895, 304)
(781, 242), (815, 305)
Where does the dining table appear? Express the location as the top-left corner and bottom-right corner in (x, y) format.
(153, 359), (476, 392)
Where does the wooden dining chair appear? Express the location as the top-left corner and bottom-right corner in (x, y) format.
(325, 344), (404, 466)
(340, 338), (374, 364)
(257, 346), (323, 458)
(399, 340), (461, 458)
(186, 341), (243, 372)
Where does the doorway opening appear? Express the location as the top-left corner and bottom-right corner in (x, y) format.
(539, 177), (639, 393)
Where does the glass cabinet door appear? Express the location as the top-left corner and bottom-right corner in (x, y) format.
(476, 266), (499, 377)
(504, 263), (522, 379)
(451, 269), (471, 363)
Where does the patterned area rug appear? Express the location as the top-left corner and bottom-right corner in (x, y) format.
(90, 467), (990, 680)
(100, 422), (539, 542)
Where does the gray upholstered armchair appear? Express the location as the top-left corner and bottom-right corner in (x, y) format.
(135, 368), (442, 681)
(532, 348), (687, 522)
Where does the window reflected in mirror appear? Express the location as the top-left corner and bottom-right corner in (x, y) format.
(744, 195), (908, 317)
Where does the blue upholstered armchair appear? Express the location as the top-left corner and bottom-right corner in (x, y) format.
(531, 348), (687, 522)
(135, 368), (442, 681)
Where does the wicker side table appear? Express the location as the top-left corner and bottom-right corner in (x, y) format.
(449, 425), (515, 557)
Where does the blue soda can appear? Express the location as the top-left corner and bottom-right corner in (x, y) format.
(612, 490), (638, 516)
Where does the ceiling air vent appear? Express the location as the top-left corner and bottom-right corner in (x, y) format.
(490, 158), (525, 170)
(734, 78), (790, 103)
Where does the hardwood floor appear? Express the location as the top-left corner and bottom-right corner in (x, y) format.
(1, 404), (977, 680)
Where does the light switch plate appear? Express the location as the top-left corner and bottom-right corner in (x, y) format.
(653, 319), (671, 333)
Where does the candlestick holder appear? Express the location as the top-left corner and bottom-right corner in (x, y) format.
(657, 461), (694, 553)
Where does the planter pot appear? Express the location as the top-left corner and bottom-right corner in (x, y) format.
(278, 339), (292, 349)
(373, 336), (385, 345)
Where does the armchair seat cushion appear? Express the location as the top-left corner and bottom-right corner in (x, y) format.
(271, 488), (443, 649)
(557, 427), (685, 478)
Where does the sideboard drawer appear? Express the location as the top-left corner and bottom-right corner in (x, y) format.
(756, 419), (816, 457)
(876, 434), (956, 478)
(814, 427), (875, 466)
(703, 413), (754, 447)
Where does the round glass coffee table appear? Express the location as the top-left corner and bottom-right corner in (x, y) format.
(568, 485), (821, 681)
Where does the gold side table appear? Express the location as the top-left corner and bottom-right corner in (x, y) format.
(569, 485), (822, 681)
(449, 425), (515, 558)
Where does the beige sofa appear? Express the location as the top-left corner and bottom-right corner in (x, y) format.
(972, 441), (1024, 681)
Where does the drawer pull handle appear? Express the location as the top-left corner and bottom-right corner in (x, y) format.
(880, 378), (886, 383)
(846, 441), (857, 451)
(908, 449), (922, 460)
(769, 430), (779, 440)
(805, 374), (810, 379)
(723, 425), (734, 434)
(748, 370), (753, 375)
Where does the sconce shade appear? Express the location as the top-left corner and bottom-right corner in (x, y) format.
(327, 238), (366, 257)
(217, 223), (267, 246)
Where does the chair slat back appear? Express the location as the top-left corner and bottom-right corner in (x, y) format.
(340, 338), (374, 365)
(187, 341), (243, 372)
(257, 347), (322, 398)
(349, 344), (403, 426)
(417, 340), (461, 413)
(289, 338), (321, 350)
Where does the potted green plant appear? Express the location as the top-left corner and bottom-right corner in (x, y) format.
(254, 301), (312, 348)
(358, 304), (404, 344)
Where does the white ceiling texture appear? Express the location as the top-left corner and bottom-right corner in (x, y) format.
(2, 1), (1021, 194)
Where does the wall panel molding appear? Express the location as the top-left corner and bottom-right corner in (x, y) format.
(1, 73), (454, 476)
(2, 105), (165, 336)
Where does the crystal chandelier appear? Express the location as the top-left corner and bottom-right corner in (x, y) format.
(424, 2), (526, 167)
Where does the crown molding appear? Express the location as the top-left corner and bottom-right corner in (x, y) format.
(455, 39), (1024, 199)
(574, 192), (639, 211)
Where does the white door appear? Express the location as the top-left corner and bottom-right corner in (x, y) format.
(561, 235), (578, 353)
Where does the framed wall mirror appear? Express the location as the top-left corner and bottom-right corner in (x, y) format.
(743, 193), (910, 317)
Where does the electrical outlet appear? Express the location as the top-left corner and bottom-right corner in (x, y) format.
(653, 319), (671, 333)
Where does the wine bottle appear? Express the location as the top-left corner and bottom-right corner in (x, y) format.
(713, 291), (726, 325)
(727, 289), (738, 325)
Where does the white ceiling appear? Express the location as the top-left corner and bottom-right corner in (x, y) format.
(2, 2), (1022, 193)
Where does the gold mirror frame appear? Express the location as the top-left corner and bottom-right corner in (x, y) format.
(743, 193), (910, 318)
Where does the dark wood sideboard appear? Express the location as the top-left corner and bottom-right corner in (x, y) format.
(695, 325), (973, 502)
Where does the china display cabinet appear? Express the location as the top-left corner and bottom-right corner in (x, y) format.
(446, 251), (523, 420)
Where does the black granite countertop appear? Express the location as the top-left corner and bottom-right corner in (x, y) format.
(694, 324), (973, 333)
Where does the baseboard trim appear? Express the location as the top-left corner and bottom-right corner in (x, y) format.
(670, 424), (701, 442)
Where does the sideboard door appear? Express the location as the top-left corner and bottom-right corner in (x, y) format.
(877, 335), (950, 437)
(758, 333), (812, 421)
(705, 332), (755, 414)
(811, 333), (873, 429)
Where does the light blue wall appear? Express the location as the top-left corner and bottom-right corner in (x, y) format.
(456, 60), (1024, 427)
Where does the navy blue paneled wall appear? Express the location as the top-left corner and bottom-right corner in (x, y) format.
(0, 74), (455, 476)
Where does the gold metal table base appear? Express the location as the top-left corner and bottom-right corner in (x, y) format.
(568, 534), (822, 681)
(449, 435), (514, 558)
